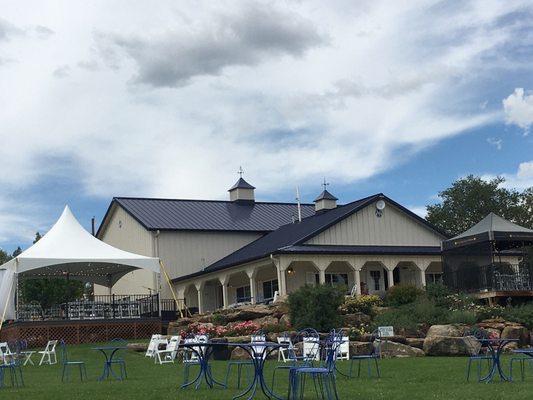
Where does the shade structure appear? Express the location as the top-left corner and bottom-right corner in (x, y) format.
(0, 205), (160, 287)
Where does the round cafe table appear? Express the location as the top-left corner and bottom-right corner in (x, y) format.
(476, 338), (518, 382)
(92, 345), (127, 381)
(180, 341), (286, 400)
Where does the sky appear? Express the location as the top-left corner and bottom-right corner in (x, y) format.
(1, 0), (533, 253)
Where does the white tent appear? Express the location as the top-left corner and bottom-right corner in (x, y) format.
(0, 205), (161, 324)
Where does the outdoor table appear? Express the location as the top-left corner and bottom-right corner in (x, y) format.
(511, 348), (533, 380)
(180, 341), (287, 400)
(476, 338), (518, 382)
(92, 345), (127, 381)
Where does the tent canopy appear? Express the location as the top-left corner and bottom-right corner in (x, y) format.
(443, 213), (533, 251)
(0, 206), (160, 287)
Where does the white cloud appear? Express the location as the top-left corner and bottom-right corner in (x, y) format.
(0, 0), (532, 245)
(503, 88), (533, 134)
(408, 206), (428, 218)
(483, 161), (533, 190)
(487, 137), (503, 150)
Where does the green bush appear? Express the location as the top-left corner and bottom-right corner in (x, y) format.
(340, 295), (382, 315)
(448, 309), (478, 325)
(288, 284), (344, 332)
(426, 282), (451, 306)
(501, 303), (533, 329)
(384, 285), (425, 306)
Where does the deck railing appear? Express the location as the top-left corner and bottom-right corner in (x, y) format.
(16, 294), (186, 322)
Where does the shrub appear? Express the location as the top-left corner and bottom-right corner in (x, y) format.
(288, 284), (344, 332)
(448, 310), (477, 325)
(384, 285), (425, 306)
(340, 295), (382, 315)
(501, 303), (533, 329)
(426, 282), (451, 306)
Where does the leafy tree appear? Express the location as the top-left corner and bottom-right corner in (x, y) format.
(288, 284), (344, 332)
(0, 248), (11, 265)
(426, 175), (532, 236)
(19, 231), (84, 309)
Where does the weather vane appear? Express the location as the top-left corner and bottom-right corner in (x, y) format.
(322, 177), (329, 191)
(238, 166), (244, 178)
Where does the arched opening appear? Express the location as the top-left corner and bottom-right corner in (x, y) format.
(360, 262), (387, 296)
(393, 262), (420, 287)
(255, 265), (278, 303)
(184, 284), (199, 314)
(227, 271), (251, 306)
(325, 261), (354, 293)
(285, 261), (320, 293)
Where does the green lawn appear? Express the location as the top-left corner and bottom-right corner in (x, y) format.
(2, 343), (533, 399)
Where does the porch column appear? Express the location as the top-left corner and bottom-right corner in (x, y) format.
(319, 270), (326, 285)
(219, 275), (230, 309)
(387, 269), (395, 289)
(277, 258), (289, 296)
(247, 269), (257, 305)
(195, 281), (205, 314)
(353, 269), (361, 296)
(419, 260), (431, 289)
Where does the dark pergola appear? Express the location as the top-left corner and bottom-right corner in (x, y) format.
(442, 213), (533, 296)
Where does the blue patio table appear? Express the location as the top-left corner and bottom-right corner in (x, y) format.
(476, 338), (518, 383)
(180, 341), (287, 400)
(92, 345), (127, 381)
(511, 348), (533, 380)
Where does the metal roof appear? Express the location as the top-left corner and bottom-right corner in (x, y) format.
(228, 178), (255, 191)
(314, 190), (338, 202)
(451, 212), (533, 240)
(99, 197), (315, 234)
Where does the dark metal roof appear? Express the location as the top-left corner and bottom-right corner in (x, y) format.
(279, 244), (442, 255)
(229, 178), (255, 191)
(443, 213), (533, 250)
(98, 197), (315, 234)
(314, 190), (338, 202)
(198, 193), (448, 276)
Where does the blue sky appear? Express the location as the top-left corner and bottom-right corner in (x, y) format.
(1, 1), (532, 253)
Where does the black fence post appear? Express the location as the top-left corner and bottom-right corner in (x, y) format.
(112, 294), (115, 319)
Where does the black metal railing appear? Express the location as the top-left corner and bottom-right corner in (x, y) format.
(16, 294), (184, 322)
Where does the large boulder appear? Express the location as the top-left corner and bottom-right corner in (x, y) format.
(423, 336), (481, 356)
(501, 325), (529, 346)
(405, 338), (425, 350)
(127, 343), (147, 352)
(426, 325), (467, 338)
(378, 341), (424, 358)
(349, 341), (374, 356)
(253, 315), (279, 326)
(343, 313), (371, 327)
(224, 305), (273, 322)
(477, 318), (507, 331)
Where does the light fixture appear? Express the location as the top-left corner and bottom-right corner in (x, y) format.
(287, 266), (295, 275)
(375, 200), (386, 217)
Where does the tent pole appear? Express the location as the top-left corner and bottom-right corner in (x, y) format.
(159, 260), (185, 318)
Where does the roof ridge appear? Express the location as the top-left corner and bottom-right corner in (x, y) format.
(114, 196), (314, 206)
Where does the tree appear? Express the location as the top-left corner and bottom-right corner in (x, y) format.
(19, 231), (84, 309)
(426, 175), (532, 236)
(0, 248), (11, 265)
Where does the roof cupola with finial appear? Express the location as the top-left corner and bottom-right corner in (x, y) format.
(228, 167), (256, 203)
(314, 178), (338, 213)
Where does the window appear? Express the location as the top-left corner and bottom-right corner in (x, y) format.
(236, 285), (251, 303)
(325, 273), (348, 287)
(425, 273), (443, 284)
(262, 279), (279, 300)
(370, 270), (381, 291)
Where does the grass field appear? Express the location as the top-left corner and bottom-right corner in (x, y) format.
(2, 343), (533, 399)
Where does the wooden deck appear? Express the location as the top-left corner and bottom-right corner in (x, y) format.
(0, 318), (162, 347)
(471, 290), (533, 301)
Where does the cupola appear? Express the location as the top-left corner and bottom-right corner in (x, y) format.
(228, 167), (255, 203)
(314, 179), (337, 212)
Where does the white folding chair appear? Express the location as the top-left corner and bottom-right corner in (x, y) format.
(303, 337), (320, 361)
(277, 335), (294, 362)
(38, 340), (58, 365)
(182, 335), (208, 364)
(145, 334), (167, 358)
(336, 336), (350, 361)
(0, 342), (13, 365)
(251, 334), (267, 359)
(155, 336), (181, 364)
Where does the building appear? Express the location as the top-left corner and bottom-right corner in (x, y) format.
(96, 177), (448, 313)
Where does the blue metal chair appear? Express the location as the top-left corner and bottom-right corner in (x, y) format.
(465, 328), (492, 382)
(349, 331), (381, 378)
(272, 329), (319, 390)
(510, 355), (533, 381)
(60, 341), (87, 382)
(0, 348), (24, 389)
(288, 330), (341, 400)
(224, 331), (265, 388)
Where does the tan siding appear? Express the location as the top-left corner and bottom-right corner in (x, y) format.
(306, 201), (443, 246)
(95, 205), (155, 295)
(157, 231), (262, 278)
